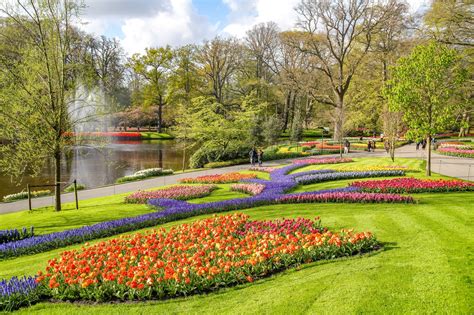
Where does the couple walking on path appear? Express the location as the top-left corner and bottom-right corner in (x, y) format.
(249, 147), (263, 166)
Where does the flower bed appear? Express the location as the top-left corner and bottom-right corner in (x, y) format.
(116, 168), (174, 184)
(292, 158), (353, 165)
(278, 192), (414, 204)
(2, 190), (51, 202)
(32, 214), (379, 304)
(295, 170), (405, 185)
(351, 178), (474, 193)
(248, 166), (276, 173)
(437, 147), (474, 158)
(0, 276), (43, 312)
(179, 172), (257, 184)
(0, 161), (408, 260)
(0, 227), (34, 244)
(230, 183), (265, 195)
(332, 165), (417, 173)
(124, 185), (217, 204)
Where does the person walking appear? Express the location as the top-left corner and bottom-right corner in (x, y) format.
(367, 140), (372, 152)
(372, 140), (376, 152)
(384, 140), (390, 153)
(416, 141), (420, 150)
(249, 147), (257, 166)
(344, 139), (350, 154)
(422, 139), (427, 150)
(257, 148), (263, 166)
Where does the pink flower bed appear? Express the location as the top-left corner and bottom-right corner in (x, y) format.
(248, 166), (276, 173)
(125, 185), (217, 204)
(351, 178), (474, 193)
(278, 192), (414, 204)
(292, 158), (353, 165)
(230, 183), (265, 195)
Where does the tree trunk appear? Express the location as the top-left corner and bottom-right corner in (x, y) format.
(54, 151), (62, 211)
(282, 91), (291, 132)
(426, 135), (431, 176)
(158, 98), (163, 133)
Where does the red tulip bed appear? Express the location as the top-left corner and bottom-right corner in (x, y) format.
(230, 183), (265, 195)
(124, 185), (217, 204)
(35, 214), (379, 302)
(350, 178), (474, 193)
(179, 172), (257, 184)
(278, 192), (415, 204)
(64, 132), (143, 139)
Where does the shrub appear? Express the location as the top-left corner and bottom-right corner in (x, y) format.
(2, 190), (51, 202)
(189, 143), (250, 168)
(63, 183), (85, 193)
(116, 168), (173, 183)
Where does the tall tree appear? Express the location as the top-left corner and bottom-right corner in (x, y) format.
(128, 47), (173, 133)
(385, 42), (466, 175)
(0, 0), (85, 211)
(197, 37), (241, 105)
(295, 0), (395, 143)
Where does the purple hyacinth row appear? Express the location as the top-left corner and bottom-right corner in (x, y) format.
(0, 276), (42, 312)
(0, 276), (38, 297)
(295, 170), (406, 185)
(278, 191), (414, 204)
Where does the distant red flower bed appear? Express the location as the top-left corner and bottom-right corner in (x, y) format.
(351, 178), (474, 193)
(63, 132), (142, 138)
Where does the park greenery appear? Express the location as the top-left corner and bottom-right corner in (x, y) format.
(0, 157), (473, 313)
(0, 1), (472, 212)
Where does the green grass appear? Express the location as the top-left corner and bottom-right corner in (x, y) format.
(1, 157), (473, 314)
(139, 132), (174, 140)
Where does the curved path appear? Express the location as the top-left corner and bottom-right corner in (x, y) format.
(1, 143), (472, 214)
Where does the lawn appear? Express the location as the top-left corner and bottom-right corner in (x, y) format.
(139, 132), (174, 140)
(1, 157), (473, 314)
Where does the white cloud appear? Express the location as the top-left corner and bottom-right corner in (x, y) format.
(79, 0), (217, 55)
(222, 0), (300, 37)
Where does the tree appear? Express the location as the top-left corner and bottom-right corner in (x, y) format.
(128, 47), (173, 133)
(0, 0), (86, 211)
(385, 42), (467, 175)
(197, 37), (241, 105)
(424, 0), (474, 48)
(295, 0), (396, 143)
(262, 114), (283, 145)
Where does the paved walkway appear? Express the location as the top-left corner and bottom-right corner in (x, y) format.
(1, 144), (472, 214)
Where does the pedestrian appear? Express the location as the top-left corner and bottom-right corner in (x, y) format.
(372, 140), (377, 152)
(432, 137), (437, 150)
(344, 139), (350, 154)
(249, 147), (256, 166)
(367, 140), (372, 152)
(384, 140), (390, 153)
(422, 139), (427, 150)
(257, 148), (263, 166)
(416, 141), (420, 150)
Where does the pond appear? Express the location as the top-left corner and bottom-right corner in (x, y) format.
(0, 140), (190, 200)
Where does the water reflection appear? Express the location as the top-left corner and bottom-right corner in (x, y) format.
(0, 140), (189, 199)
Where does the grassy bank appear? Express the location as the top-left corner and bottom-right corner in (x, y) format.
(0, 157), (472, 314)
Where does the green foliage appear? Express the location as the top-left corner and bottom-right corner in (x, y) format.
(385, 42), (467, 141)
(2, 190), (51, 203)
(203, 159), (248, 168)
(63, 183), (85, 193)
(263, 115), (283, 145)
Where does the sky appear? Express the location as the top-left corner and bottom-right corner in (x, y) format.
(80, 0), (428, 56)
